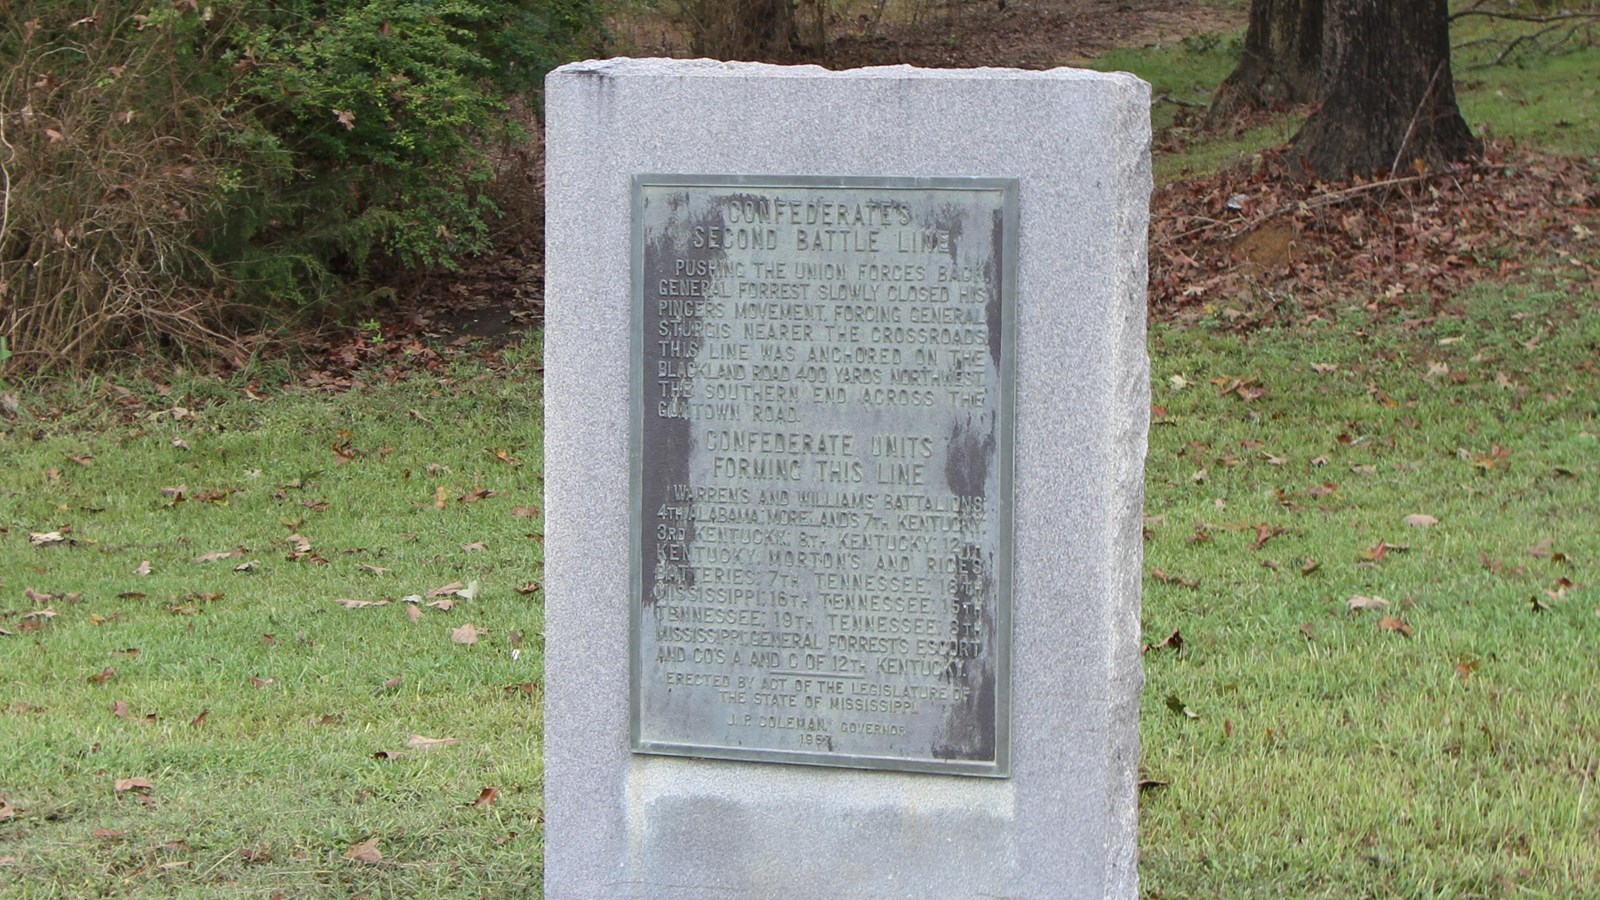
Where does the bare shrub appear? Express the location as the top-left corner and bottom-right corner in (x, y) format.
(483, 96), (548, 256)
(0, 5), (244, 373)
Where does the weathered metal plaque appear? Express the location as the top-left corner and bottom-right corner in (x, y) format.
(631, 175), (1016, 777)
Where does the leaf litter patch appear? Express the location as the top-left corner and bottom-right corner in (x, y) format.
(1151, 139), (1600, 324)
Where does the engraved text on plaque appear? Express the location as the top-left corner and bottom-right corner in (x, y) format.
(631, 175), (1016, 776)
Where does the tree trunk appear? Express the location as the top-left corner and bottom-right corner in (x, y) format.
(690, 0), (797, 61)
(1291, 0), (1480, 179)
(1206, 0), (1325, 128)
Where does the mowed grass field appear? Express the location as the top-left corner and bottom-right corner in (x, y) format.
(3, 12), (1599, 898)
(1, 353), (550, 896)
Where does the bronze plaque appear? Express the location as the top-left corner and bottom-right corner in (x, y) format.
(631, 175), (1016, 776)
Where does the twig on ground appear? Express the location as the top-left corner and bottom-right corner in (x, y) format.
(1166, 174), (1430, 244)
(1154, 93), (1207, 110)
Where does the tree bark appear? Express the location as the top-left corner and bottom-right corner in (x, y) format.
(690, 0), (797, 61)
(1291, 0), (1480, 179)
(1206, 0), (1325, 128)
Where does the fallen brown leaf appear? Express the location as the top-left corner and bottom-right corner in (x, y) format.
(1249, 523), (1283, 550)
(450, 623), (479, 645)
(1141, 628), (1183, 655)
(428, 581), (464, 597)
(344, 836), (382, 865)
(1404, 513), (1439, 528)
(88, 667), (116, 684)
(333, 598), (389, 609)
(1347, 595), (1390, 612)
(406, 734), (458, 750)
(114, 777), (153, 793)
(1360, 540), (1410, 563)
(472, 786), (498, 807)
(1377, 614), (1415, 636)
(189, 709), (209, 728)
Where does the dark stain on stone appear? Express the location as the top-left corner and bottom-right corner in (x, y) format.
(922, 201), (966, 266)
(986, 207), (1004, 369)
(944, 414), (996, 499)
(932, 542), (997, 761)
(639, 192), (729, 606)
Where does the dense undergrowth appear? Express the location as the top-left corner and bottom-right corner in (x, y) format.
(0, 0), (601, 373)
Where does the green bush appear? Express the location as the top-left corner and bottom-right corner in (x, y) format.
(0, 0), (602, 371)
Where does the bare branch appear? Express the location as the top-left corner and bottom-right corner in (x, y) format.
(1450, 8), (1600, 25)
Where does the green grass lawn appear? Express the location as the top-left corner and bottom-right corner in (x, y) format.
(3, 10), (1598, 898)
(1108, 12), (1600, 891)
(1138, 278), (1600, 896)
(1, 351), (549, 895)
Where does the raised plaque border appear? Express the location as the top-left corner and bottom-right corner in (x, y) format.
(629, 174), (1018, 777)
